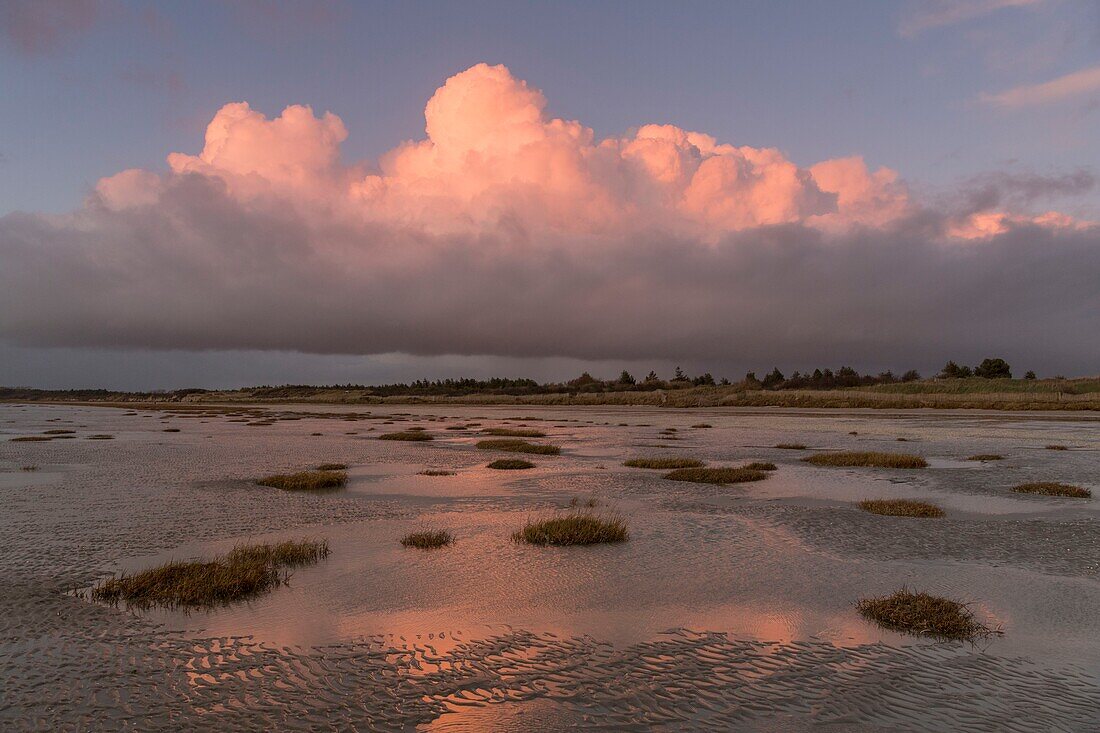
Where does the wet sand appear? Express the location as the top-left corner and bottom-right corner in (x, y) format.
(1, 403), (1098, 730)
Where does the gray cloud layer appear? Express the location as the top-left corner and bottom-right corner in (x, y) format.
(2, 173), (1098, 375)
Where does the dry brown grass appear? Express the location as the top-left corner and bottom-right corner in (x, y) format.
(487, 458), (535, 470)
(91, 539), (329, 609)
(400, 529), (454, 549)
(512, 512), (628, 546)
(257, 469), (347, 491)
(967, 454), (1004, 461)
(623, 457), (705, 469)
(859, 499), (945, 518)
(663, 467), (769, 484)
(379, 431), (433, 441)
(476, 439), (560, 455)
(483, 427), (546, 438)
(1012, 482), (1090, 498)
(857, 589), (999, 641)
(803, 451), (928, 469)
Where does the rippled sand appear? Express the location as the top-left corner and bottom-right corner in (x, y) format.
(1, 403), (1098, 730)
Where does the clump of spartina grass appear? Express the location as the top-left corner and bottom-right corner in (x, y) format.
(476, 439), (560, 455)
(692, 423), (713, 428)
(487, 458), (535, 470)
(87, 434), (114, 440)
(623, 457), (705, 469)
(803, 451), (928, 469)
(419, 469), (456, 476)
(859, 499), (945, 518)
(743, 462), (777, 471)
(11, 436), (52, 442)
(663, 467), (769, 484)
(91, 538), (329, 609)
(775, 443), (806, 450)
(483, 427), (546, 438)
(316, 463), (347, 471)
(400, 529), (454, 549)
(20, 465), (38, 471)
(856, 588), (999, 641)
(379, 431), (433, 441)
(512, 511), (628, 546)
(42, 429), (75, 435)
(967, 454), (1004, 461)
(1045, 444), (1068, 451)
(257, 469), (347, 491)
(1012, 482), (1090, 498)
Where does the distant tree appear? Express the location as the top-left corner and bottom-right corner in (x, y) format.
(719, 377), (731, 386)
(743, 371), (762, 389)
(901, 369), (921, 382)
(568, 372), (599, 388)
(938, 361), (972, 379)
(618, 370), (636, 385)
(1024, 370), (1037, 380)
(692, 372), (715, 386)
(644, 370), (660, 383)
(761, 367), (785, 389)
(973, 358), (1012, 379)
(673, 366), (687, 381)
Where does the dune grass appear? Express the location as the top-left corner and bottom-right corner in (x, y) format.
(856, 589), (998, 641)
(91, 539), (329, 609)
(1012, 482), (1090, 498)
(476, 438), (560, 455)
(256, 469), (347, 491)
(663, 467), (769, 484)
(967, 454), (1004, 461)
(379, 431), (433, 441)
(419, 469), (456, 476)
(775, 443), (806, 450)
(623, 457), (705, 470)
(400, 529), (454, 549)
(859, 499), (945, 518)
(487, 458), (535, 470)
(316, 463), (347, 471)
(512, 512), (628, 546)
(743, 461), (777, 471)
(482, 427), (546, 438)
(803, 451), (928, 469)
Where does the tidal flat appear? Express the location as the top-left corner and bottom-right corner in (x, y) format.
(1, 402), (1098, 731)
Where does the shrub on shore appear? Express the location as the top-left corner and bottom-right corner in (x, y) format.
(257, 469), (347, 491)
(663, 467), (769, 484)
(859, 499), (945, 518)
(1012, 482), (1090, 498)
(856, 589), (998, 641)
(623, 457), (705, 469)
(401, 530), (454, 549)
(379, 431), (433, 441)
(476, 439), (560, 455)
(512, 512), (628, 546)
(803, 451), (927, 469)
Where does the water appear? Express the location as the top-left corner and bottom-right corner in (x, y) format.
(1, 403), (1098, 730)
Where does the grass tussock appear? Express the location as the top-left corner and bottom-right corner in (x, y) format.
(663, 467), (769, 484)
(42, 429), (75, 435)
(315, 463), (347, 471)
(743, 461), (777, 471)
(20, 465), (38, 471)
(859, 499), (945, 518)
(967, 454), (1004, 461)
(691, 423), (713, 428)
(512, 512), (628, 546)
(379, 431), (433, 441)
(487, 458), (535, 470)
(623, 457), (705, 469)
(803, 451), (928, 469)
(87, 434), (114, 440)
(476, 439), (560, 455)
(400, 529), (454, 549)
(1012, 482), (1090, 498)
(856, 589), (999, 641)
(162, 428), (180, 432)
(11, 436), (52, 442)
(1045, 444), (1068, 451)
(91, 539), (329, 609)
(775, 443), (807, 450)
(482, 427), (546, 438)
(257, 469), (347, 491)
(419, 469), (456, 476)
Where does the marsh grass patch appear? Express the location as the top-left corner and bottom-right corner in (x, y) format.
(623, 457), (705, 470)
(20, 465), (38, 471)
(487, 458), (535, 470)
(257, 469), (347, 491)
(87, 434), (114, 440)
(419, 469), (457, 476)
(483, 428), (546, 438)
(476, 439), (560, 455)
(856, 588), (999, 641)
(967, 454), (1004, 461)
(400, 529), (454, 549)
(775, 443), (807, 450)
(1012, 482), (1090, 498)
(316, 463), (347, 471)
(1045, 444), (1069, 451)
(803, 451), (928, 469)
(512, 512), (628, 546)
(859, 499), (945, 518)
(11, 436), (53, 442)
(743, 462), (777, 471)
(379, 431), (433, 441)
(663, 467), (769, 484)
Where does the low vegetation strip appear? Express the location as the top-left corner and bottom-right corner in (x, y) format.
(482, 428), (546, 437)
(967, 454), (1004, 461)
(91, 539), (329, 609)
(1012, 482), (1090, 498)
(476, 439), (561, 455)
(379, 431), (433, 441)
(859, 499), (945, 518)
(803, 451), (927, 469)
(487, 459), (535, 470)
(316, 463), (347, 470)
(400, 530), (454, 549)
(512, 512), (628, 546)
(623, 457), (705, 469)
(663, 467), (769, 484)
(743, 462), (777, 471)
(856, 589), (998, 641)
(257, 469), (347, 491)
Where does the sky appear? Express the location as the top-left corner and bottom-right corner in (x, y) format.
(1, 0), (1098, 389)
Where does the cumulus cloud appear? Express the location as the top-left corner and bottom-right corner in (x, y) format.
(1, 63), (1097, 370)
